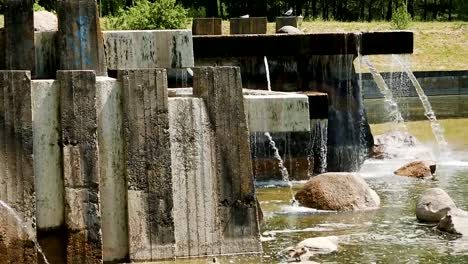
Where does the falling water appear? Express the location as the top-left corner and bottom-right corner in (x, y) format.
(264, 56), (271, 92)
(363, 56), (407, 130)
(309, 119), (328, 174)
(393, 55), (449, 155)
(263, 56), (295, 204)
(0, 200), (50, 264)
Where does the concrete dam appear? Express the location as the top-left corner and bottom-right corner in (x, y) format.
(0, 0), (413, 263)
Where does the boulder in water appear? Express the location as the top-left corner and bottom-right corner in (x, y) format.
(276, 25), (303, 34)
(295, 173), (380, 210)
(416, 188), (456, 222)
(394, 160), (436, 178)
(437, 208), (468, 237)
(284, 236), (338, 262)
(34, 11), (58, 32)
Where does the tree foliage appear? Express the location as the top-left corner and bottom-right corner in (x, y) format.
(0, 0), (466, 24)
(391, 3), (412, 29)
(105, 0), (189, 30)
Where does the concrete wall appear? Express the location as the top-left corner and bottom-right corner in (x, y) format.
(243, 90), (310, 133)
(1, 30), (195, 79)
(104, 30), (194, 71)
(362, 71), (468, 99)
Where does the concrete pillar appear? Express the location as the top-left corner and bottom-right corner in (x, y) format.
(193, 66), (262, 254)
(192, 18), (222, 35)
(118, 69), (175, 261)
(275, 16), (303, 32)
(0, 70), (37, 263)
(31, 80), (66, 263)
(168, 98), (221, 257)
(96, 77), (128, 262)
(57, 70), (102, 264)
(230, 17), (267, 34)
(4, 0), (35, 76)
(56, 0), (107, 76)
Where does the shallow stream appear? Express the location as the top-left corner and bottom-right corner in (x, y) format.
(153, 95), (468, 263)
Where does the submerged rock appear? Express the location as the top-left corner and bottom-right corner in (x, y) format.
(437, 208), (468, 236)
(277, 25), (303, 34)
(284, 236), (338, 262)
(416, 188), (456, 222)
(34, 11), (58, 32)
(295, 173), (380, 211)
(394, 160), (436, 178)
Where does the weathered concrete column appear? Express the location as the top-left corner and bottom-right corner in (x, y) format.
(169, 97), (221, 257)
(57, 0), (107, 76)
(192, 18), (222, 35)
(230, 17), (267, 34)
(275, 16), (303, 32)
(4, 0), (35, 76)
(193, 66), (262, 254)
(118, 69), (175, 261)
(96, 77), (128, 262)
(0, 71), (37, 263)
(57, 70), (102, 264)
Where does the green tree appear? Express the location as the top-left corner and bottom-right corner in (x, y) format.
(106, 0), (189, 30)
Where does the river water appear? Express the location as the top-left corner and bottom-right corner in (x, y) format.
(146, 95), (468, 263)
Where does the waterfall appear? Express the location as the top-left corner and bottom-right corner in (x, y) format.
(263, 56), (296, 204)
(393, 55), (449, 155)
(363, 56), (408, 130)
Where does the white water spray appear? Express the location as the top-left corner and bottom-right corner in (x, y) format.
(363, 56), (407, 130)
(0, 200), (50, 264)
(393, 55), (449, 155)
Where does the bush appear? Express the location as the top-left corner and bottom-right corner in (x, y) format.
(391, 4), (412, 29)
(106, 0), (189, 30)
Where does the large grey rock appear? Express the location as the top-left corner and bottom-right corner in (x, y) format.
(437, 208), (468, 236)
(34, 11), (58, 32)
(276, 25), (303, 34)
(295, 173), (380, 211)
(394, 160), (436, 178)
(416, 188), (456, 222)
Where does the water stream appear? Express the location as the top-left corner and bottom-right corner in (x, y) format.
(363, 56), (407, 130)
(393, 55), (450, 156)
(0, 200), (50, 264)
(263, 56), (296, 204)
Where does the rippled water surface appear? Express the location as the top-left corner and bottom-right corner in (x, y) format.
(154, 95), (468, 263)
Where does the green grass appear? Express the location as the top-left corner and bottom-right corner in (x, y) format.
(1, 14), (467, 72)
(218, 20), (468, 72)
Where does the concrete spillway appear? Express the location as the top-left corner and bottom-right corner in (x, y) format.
(0, 1), (415, 262)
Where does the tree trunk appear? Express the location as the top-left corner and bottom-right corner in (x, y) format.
(408, 0), (415, 18)
(368, 0), (374, 21)
(423, 0), (427, 20)
(312, 0), (317, 18)
(448, 0), (452, 21)
(359, 0), (365, 20)
(386, 0), (392, 21)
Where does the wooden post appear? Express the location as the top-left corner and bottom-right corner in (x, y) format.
(57, 70), (102, 264)
(118, 69), (175, 261)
